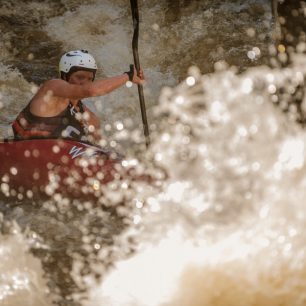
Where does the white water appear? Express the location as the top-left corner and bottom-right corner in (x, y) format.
(3, 60), (306, 305)
(0, 221), (51, 306)
(80, 57), (306, 306)
(3, 1), (306, 305)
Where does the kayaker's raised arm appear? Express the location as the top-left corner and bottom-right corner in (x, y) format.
(43, 68), (144, 100)
(43, 74), (129, 100)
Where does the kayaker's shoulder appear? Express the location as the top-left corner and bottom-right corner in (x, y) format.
(38, 79), (67, 93)
(43, 78), (66, 87)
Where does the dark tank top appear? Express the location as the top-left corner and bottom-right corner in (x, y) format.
(12, 100), (88, 140)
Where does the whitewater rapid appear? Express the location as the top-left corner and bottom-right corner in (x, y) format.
(3, 1), (306, 306)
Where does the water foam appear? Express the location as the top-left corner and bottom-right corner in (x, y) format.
(82, 58), (306, 306)
(0, 63), (34, 137)
(0, 221), (51, 306)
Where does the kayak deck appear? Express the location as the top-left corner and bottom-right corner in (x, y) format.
(0, 138), (121, 198)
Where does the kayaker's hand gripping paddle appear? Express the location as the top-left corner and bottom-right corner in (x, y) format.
(130, 0), (150, 147)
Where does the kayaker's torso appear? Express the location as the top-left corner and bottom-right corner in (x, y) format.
(12, 99), (88, 140)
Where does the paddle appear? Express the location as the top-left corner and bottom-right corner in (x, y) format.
(130, 0), (150, 147)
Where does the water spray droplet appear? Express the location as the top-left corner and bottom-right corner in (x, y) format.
(278, 44), (286, 53)
(27, 53), (34, 60)
(152, 23), (160, 31)
(10, 167), (18, 175)
(246, 27), (256, 37)
(247, 50), (256, 60)
(186, 76), (195, 86)
(126, 81), (133, 88)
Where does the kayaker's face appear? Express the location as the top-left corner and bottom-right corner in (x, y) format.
(69, 71), (94, 85)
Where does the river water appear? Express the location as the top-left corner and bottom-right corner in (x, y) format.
(1, 0), (306, 305)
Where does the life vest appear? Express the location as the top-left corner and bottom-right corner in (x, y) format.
(12, 100), (88, 140)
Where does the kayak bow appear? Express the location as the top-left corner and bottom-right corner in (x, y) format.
(0, 138), (121, 198)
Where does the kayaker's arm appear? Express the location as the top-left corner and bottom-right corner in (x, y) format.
(43, 74), (128, 100)
(43, 69), (144, 100)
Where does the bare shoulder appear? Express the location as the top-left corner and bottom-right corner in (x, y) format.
(37, 79), (72, 99)
(42, 79), (66, 90)
(30, 79), (69, 115)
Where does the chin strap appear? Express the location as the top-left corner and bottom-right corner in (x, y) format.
(124, 64), (134, 81)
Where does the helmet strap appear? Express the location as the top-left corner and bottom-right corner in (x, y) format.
(60, 71), (68, 81)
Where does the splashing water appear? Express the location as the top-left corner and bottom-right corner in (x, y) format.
(0, 220), (51, 306)
(9, 57), (306, 305)
(2, 0), (306, 305)
(81, 56), (306, 306)
(2, 60), (306, 303)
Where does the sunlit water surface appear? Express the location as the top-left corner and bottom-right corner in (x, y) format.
(2, 1), (306, 306)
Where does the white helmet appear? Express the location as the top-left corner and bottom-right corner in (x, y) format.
(59, 50), (97, 80)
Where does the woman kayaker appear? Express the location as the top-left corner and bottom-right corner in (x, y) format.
(12, 49), (144, 142)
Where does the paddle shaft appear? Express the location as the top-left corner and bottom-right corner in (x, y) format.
(130, 0), (150, 147)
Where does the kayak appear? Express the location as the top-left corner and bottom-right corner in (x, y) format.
(0, 138), (121, 199)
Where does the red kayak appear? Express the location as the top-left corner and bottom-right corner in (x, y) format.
(0, 138), (122, 199)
